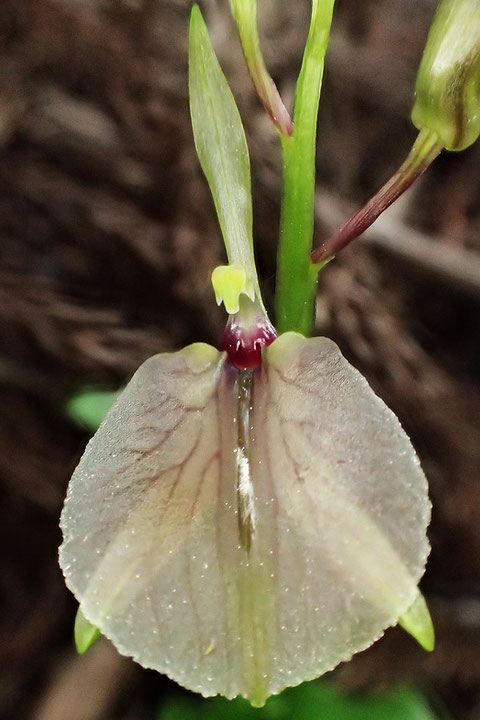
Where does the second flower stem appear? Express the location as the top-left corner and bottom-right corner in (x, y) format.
(275, 0), (335, 337)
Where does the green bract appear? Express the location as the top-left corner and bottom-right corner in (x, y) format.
(189, 5), (262, 313)
(412, 0), (480, 151)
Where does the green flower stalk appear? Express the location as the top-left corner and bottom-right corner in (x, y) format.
(228, 0), (335, 335)
(276, 0), (335, 336)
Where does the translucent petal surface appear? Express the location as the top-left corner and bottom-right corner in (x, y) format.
(60, 335), (430, 706)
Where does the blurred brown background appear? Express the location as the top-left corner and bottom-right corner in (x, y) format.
(1, 0), (479, 718)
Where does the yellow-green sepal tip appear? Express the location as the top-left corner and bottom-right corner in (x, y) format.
(74, 606), (101, 654)
(398, 592), (435, 652)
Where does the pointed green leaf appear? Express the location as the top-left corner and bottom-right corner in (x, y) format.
(74, 605), (101, 654)
(398, 591), (435, 652)
(189, 5), (262, 309)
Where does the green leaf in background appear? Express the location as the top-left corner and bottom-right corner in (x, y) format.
(67, 388), (118, 433)
(74, 605), (100, 654)
(157, 680), (438, 720)
(189, 4), (262, 311)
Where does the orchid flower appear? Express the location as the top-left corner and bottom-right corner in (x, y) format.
(59, 4), (431, 707)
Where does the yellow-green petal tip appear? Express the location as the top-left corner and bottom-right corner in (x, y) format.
(398, 592), (435, 652)
(74, 606), (101, 655)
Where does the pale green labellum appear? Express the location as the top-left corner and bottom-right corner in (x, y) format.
(60, 334), (430, 706)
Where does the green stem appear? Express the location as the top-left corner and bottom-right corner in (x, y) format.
(228, 0), (293, 136)
(275, 0), (335, 336)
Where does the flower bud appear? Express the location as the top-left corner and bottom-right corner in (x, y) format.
(412, 0), (480, 151)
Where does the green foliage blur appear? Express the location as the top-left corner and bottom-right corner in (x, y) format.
(157, 681), (438, 720)
(67, 388), (118, 432)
